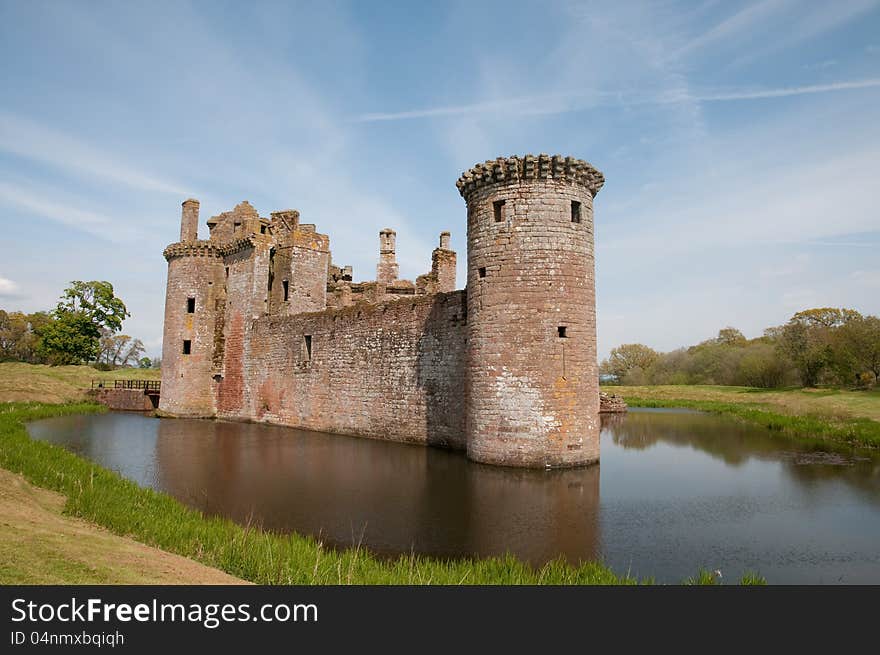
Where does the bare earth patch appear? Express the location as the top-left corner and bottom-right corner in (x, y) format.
(0, 467), (247, 585)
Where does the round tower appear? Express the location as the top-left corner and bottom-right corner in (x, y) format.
(457, 154), (605, 468)
(158, 199), (223, 417)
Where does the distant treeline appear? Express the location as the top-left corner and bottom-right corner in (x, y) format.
(0, 281), (156, 369)
(601, 308), (880, 389)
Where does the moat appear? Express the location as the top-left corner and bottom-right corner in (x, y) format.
(28, 408), (880, 584)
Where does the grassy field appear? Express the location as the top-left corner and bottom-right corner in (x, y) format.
(0, 362), (161, 404)
(604, 384), (880, 448)
(0, 401), (762, 584)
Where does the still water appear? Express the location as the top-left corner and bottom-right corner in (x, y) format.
(27, 408), (880, 583)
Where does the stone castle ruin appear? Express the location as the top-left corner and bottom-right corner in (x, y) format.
(160, 154), (612, 468)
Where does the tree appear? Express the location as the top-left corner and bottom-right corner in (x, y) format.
(138, 357), (152, 369)
(37, 312), (101, 365)
(600, 344), (660, 383)
(789, 307), (861, 329)
(716, 327), (747, 346)
(831, 316), (880, 385)
(0, 310), (52, 363)
(38, 281), (129, 366)
(120, 338), (145, 367)
(56, 281), (129, 333)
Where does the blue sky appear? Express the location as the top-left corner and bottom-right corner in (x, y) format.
(1, 0), (878, 360)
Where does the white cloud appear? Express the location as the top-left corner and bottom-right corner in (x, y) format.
(0, 276), (21, 298)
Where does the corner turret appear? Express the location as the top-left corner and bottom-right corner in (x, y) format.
(458, 154), (604, 467)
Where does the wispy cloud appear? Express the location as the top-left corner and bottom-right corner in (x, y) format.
(0, 113), (195, 196)
(695, 78), (880, 101)
(352, 78), (880, 122)
(670, 0), (795, 61)
(730, 0), (880, 67)
(0, 181), (142, 242)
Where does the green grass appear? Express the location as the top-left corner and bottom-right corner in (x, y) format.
(0, 402), (766, 585)
(604, 385), (880, 449)
(0, 362), (161, 404)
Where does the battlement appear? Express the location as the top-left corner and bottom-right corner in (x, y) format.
(163, 240), (223, 261)
(456, 154), (604, 198)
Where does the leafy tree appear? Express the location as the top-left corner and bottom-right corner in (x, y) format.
(139, 357), (152, 369)
(789, 307), (861, 329)
(716, 327), (747, 346)
(37, 312), (101, 365)
(600, 344), (659, 383)
(831, 316), (880, 385)
(0, 310), (52, 362)
(56, 281), (129, 333)
(776, 308), (862, 387)
(38, 281), (129, 365)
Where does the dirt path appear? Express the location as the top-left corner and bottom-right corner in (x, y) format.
(0, 468), (248, 584)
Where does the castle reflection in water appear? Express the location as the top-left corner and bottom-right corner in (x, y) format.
(154, 418), (601, 566)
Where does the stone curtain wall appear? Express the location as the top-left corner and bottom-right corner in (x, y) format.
(217, 290), (468, 450)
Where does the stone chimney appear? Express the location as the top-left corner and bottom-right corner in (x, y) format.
(376, 228), (399, 284)
(180, 199), (200, 242)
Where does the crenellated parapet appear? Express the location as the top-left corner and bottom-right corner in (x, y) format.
(456, 154), (604, 199)
(218, 236), (259, 257)
(163, 240), (223, 261)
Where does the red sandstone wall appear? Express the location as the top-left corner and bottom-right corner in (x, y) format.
(217, 291), (468, 450)
(463, 176), (600, 467)
(216, 244), (270, 416)
(287, 242), (328, 314)
(159, 247), (224, 417)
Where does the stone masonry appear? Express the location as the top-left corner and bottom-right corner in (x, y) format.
(159, 154), (605, 468)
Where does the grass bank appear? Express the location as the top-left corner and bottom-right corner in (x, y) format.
(0, 466), (246, 584)
(604, 385), (880, 449)
(1, 402), (764, 584)
(0, 362), (161, 404)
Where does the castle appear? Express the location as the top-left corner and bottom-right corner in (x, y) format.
(159, 154), (605, 468)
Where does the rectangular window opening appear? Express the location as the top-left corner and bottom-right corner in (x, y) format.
(283, 280), (289, 302)
(304, 335), (312, 360)
(186, 297), (195, 313)
(182, 340), (192, 354)
(234, 221), (242, 233)
(493, 199), (505, 222)
(225, 266), (229, 278)
(557, 326), (567, 338)
(571, 201), (582, 223)
(260, 224), (267, 234)
(478, 267), (486, 278)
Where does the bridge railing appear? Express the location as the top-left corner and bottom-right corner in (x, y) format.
(91, 379), (161, 392)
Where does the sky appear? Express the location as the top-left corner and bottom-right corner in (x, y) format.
(1, 0), (878, 361)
